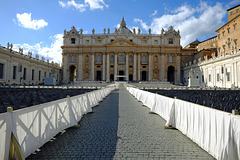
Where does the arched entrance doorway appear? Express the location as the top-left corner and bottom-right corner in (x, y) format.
(129, 74), (133, 81)
(119, 70), (124, 81)
(69, 65), (76, 82)
(96, 71), (102, 81)
(141, 71), (147, 81)
(167, 66), (175, 83)
(110, 74), (114, 81)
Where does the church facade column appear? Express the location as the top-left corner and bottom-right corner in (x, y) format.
(106, 52), (110, 82)
(77, 53), (82, 81)
(148, 53), (151, 81)
(63, 53), (68, 83)
(176, 53), (181, 84)
(91, 52), (95, 81)
(102, 52), (105, 81)
(138, 53), (140, 81)
(114, 53), (117, 81)
(126, 52), (129, 81)
(160, 53), (165, 81)
(133, 52), (137, 81)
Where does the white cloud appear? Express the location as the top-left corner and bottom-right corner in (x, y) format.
(16, 13), (48, 30)
(58, 0), (87, 12)
(134, 2), (226, 47)
(151, 10), (158, 17)
(229, 0), (240, 6)
(134, 18), (149, 31)
(85, 0), (109, 10)
(13, 34), (63, 65)
(58, 0), (108, 12)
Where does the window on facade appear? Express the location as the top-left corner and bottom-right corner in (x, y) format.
(110, 56), (114, 62)
(44, 72), (46, 77)
(19, 65), (22, 72)
(142, 55), (146, 62)
(222, 31), (225, 37)
(120, 55), (124, 62)
(230, 11), (233, 15)
(129, 56), (133, 63)
(32, 69), (34, 80)
(169, 38), (173, 44)
(234, 25), (236, 30)
(71, 55), (75, 63)
(13, 66), (17, 80)
(39, 71), (41, 81)
(202, 75), (204, 82)
(0, 63), (4, 79)
(97, 55), (101, 62)
(218, 34), (220, 39)
(169, 56), (173, 63)
(86, 40), (90, 44)
(130, 39), (133, 42)
(23, 68), (26, 80)
(217, 73), (220, 82)
(228, 43), (231, 49)
(227, 68), (231, 81)
(71, 38), (75, 44)
(209, 74), (211, 82)
(237, 9), (239, 12)
(96, 40), (102, 43)
(154, 40), (158, 44)
(227, 28), (230, 34)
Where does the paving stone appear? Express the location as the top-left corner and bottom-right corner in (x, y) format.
(27, 84), (215, 159)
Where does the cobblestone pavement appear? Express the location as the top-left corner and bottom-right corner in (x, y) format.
(27, 84), (215, 160)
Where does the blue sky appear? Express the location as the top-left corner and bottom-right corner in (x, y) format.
(0, 0), (239, 65)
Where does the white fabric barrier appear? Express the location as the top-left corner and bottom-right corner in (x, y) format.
(0, 113), (12, 160)
(0, 87), (115, 160)
(127, 87), (240, 160)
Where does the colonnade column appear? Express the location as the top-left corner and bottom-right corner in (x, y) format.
(235, 62), (238, 87)
(126, 53), (129, 81)
(148, 53), (151, 81)
(138, 53), (140, 81)
(77, 53), (82, 81)
(102, 52), (105, 81)
(160, 53), (165, 81)
(133, 53), (137, 81)
(176, 53), (181, 84)
(63, 53), (68, 83)
(91, 53), (94, 81)
(114, 53), (117, 81)
(106, 52), (110, 82)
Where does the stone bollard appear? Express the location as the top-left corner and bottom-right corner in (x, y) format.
(7, 106), (13, 112)
(66, 95), (70, 98)
(232, 109), (239, 115)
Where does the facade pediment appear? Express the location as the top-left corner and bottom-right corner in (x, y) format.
(106, 38), (136, 47)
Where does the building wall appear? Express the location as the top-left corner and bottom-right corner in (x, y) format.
(217, 6), (240, 56)
(62, 22), (183, 84)
(227, 5), (240, 22)
(184, 51), (240, 88)
(0, 46), (61, 85)
(197, 36), (217, 52)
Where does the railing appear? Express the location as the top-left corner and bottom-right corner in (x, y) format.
(127, 87), (240, 160)
(0, 86), (116, 160)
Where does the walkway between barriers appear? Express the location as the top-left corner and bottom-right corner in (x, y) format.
(27, 84), (215, 159)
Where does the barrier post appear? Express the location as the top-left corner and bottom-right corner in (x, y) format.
(164, 97), (177, 129)
(66, 95), (80, 128)
(232, 109), (239, 115)
(7, 107), (25, 160)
